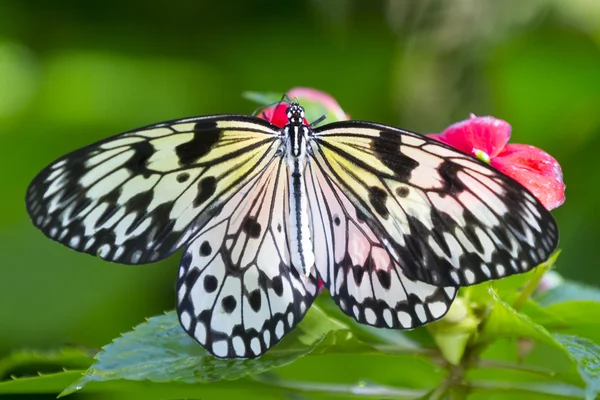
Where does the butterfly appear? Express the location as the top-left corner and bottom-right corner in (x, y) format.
(25, 100), (558, 358)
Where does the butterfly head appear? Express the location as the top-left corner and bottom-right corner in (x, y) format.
(286, 103), (305, 125)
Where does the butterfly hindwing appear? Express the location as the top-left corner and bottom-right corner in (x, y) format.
(306, 161), (457, 328)
(25, 115), (281, 264)
(311, 121), (558, 287)
(177, 157), (318, 358)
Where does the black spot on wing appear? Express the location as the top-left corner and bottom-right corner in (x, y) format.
(222, 295), (237, 314)
(249, 289), (262, 312)
(438, 160), (465, 194)
(194, 176), (217, 207)
(368, 186), (389, 219)
(176, 120), (221, 166)
(371, 131), (419, 180)
(356, 208), (367, 224)
(272, 276), (284, 296)
(199, 240), (212, 256)
(184, 264), (201, 288)
(396, 186), (410, 198)
(204, 275), (218, 293)
(128, 188), (154, 212)
(376, 269), (391, 290)
(352, 264), (365, 285)
(242, 216), (262, 238)
(177, 172), (190, 183)
(124, 141), (154, 178)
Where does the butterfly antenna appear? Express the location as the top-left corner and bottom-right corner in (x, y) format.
(309, 114), (327, 128)
(251, 94), (292, 118)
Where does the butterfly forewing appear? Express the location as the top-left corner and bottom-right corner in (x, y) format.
(177, 157), (318, 358)
(311, 121), (559, 287)
(25, 115), (281, 264)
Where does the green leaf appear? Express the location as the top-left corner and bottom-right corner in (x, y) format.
(470, 339), (585, 389)
(500, 295), (567, 328)
(478, 287), (562, 350)
(477, 288), (600, 398)
(536, 281), (600, 306)
(468, 381), (589, 400)
(242, 91), (283, 107)
(545, 301), (600, 343)
(0, 371), (287, 400)
(61, 304), (369, 396)
(0, 347), (93, 380)
(0, 371), (84, 394)
(554, 334), (600, 400)
(253, 374), (429, 399)
(314, 295), (422, 349)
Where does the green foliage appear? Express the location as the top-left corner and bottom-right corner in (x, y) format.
(59, 305), (370, 396)
(555, 335), (600, 400)
(1, 253), (599, 399)
(0, 347), (93, 380)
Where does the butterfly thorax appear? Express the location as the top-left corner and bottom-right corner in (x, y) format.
(284, 104), (315, 277)
(285, 103), (308, 157)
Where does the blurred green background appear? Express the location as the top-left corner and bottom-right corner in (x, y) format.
(1, 0), (599, 395)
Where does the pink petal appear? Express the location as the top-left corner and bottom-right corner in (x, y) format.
(259, 103), (291, 128)
(491, 144), (565, 210)
(287, 87), (347, 121)
(429, 116), (512, 159)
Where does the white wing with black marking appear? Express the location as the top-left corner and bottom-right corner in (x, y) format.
(176, 157), (318, 358)
(306, 161), (457, 328)
(310, 121), (559, 287)
(26, 116), (281, 264)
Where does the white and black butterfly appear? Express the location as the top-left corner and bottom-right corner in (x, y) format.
(25, 101), (558, 358)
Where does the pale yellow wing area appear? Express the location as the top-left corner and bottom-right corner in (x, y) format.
(26, 115), (282, 264)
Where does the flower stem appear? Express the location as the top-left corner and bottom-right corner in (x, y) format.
(513, 264), (549, 311)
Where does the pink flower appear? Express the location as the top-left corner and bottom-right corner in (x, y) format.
(259, 87), (348, 128)
(429, 115), (565, 210)
(286, 87), (347, 122)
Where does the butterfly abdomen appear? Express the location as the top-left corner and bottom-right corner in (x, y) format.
(288, 157), (315, 276)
